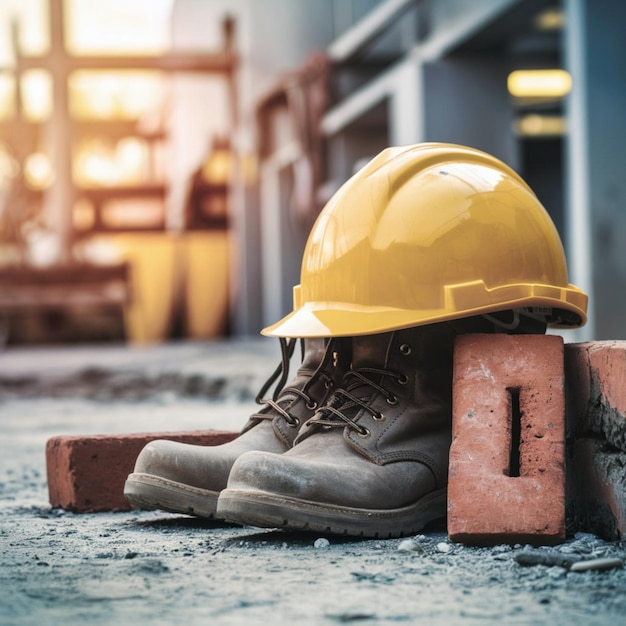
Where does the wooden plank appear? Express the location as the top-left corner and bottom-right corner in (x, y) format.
(18, 52), (237, 74)
(0, 264), (130, 311)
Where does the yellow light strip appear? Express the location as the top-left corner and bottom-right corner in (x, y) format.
(507, 69), (572, 98)
(515, 114), (566, 137)
(534, 8), (565, 31)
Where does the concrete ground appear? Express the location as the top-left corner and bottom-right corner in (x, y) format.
(1, 339), (625, 625)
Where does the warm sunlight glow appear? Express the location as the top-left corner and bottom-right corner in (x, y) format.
(0, 76), (15, 119)
(73, 138), (151, 187)
(115, 137), (149, 180)
(0, 0), (49, 66)
(201, 148), (232, 185)
(1, 1), (173, 123)
(65, 0), (173, 55)
(24, 151), (54, 188)
(74, 148), (116, 187)
(507, 69), (572, 98)
(102, 198), (164, 229)
(21, 70), (52, 121)
(68, 71), (166, 120)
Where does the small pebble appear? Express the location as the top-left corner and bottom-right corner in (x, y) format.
(436, 542), (451, 553)
(569, 557), (624, 573)
(397, 539), (420, 552)
(314, 538), (330, 549)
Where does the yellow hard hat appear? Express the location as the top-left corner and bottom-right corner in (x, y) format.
(263, 142), (588, 338)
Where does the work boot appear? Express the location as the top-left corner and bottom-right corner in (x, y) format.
(217, 322), (472, 538)
(124, 337), (348, 518)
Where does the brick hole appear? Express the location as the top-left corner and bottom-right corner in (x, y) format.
(507, 387), (522, 478)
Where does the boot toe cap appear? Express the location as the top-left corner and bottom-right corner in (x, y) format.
(226, 445), (440, 510)
(226, 450), (308, 498)
(132, 439), (231, 491)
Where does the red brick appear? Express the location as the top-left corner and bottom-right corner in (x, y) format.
(564, 341), (626, 540)
(448, 334), (565, 545)
(567, 438), (626, 540)
(565, 341), (626, 452)
(46, 430), (238, 513)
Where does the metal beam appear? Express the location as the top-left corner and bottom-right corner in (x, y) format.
(321, 58), (400, 136)
(322, 0), (522, 138)
(328, 0), (416, 63)
(416, 0), (520, 62)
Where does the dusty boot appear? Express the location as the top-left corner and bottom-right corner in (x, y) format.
(124, 337), (348, 518)
(217, 323), (467, 538)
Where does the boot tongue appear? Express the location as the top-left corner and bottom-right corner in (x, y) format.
(351, 331), (394, 370)
(297, 337), (327, 373)
(323, 331), (396, 423)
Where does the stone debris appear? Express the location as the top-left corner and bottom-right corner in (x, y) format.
(557, 532), (601, 555)
(515, 542), (625, 573)
(3, 340), (626, 625)
(397, 539), (419, 552)
(313, 538), (330, 549)
(569, 557), (624, 572)
(397, 535), (428, 553)
(515, 550), (579, 569)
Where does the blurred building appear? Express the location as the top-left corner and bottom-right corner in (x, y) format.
(172, 0), (625, 343)
(0, 0), (624, 343)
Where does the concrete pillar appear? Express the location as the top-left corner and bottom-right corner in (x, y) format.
(564, 0), (626, 340)
(259, 145), (310, 330)
(389, 54), (424, 146)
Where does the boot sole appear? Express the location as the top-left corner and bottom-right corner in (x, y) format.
(216, 488), (447, 538)
(124, 473), (219, 518)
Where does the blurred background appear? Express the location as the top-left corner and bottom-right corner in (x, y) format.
(0, 0), (623, 347)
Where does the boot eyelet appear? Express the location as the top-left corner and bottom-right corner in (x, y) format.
(357, 427), (371, 438)
(324, 380), (333, 389)
(397, 374), (409, 385)
(386, 395), (398, 406)
(306, 401), (318, 410)
(287, 416), (301, 428)
(399, 344), (412, 356)
(372, 412), (385, 421)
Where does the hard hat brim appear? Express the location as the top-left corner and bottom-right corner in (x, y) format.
(261, 281), (588, 338)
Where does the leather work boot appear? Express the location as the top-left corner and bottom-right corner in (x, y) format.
(217, 322), (476, 538)
(124, 337), (347, 518)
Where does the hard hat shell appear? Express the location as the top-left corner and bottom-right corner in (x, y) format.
(263, 142), (588, 338)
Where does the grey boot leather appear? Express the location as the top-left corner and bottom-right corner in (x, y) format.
(217, 323), (463, 537)
(124, 337), (346, 518)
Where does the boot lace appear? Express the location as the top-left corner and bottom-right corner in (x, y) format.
(250, 337), (336, 427)
(304, 367), (407, 437)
